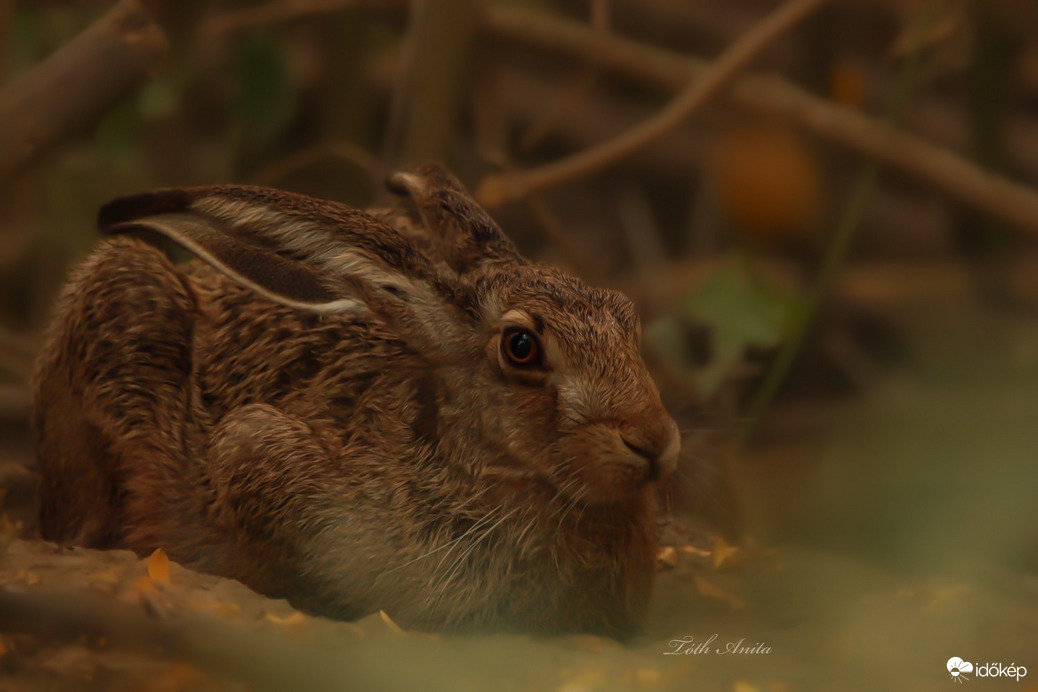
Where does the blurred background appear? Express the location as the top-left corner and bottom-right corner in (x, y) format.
(0, 0), (1037, 689)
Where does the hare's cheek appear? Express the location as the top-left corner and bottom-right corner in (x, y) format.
(564, 426), (653, 506)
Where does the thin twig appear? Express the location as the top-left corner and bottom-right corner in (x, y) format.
(474, 0), (827, 208)
(481, 4), (1038, 235)
(739, 2), (932, 445)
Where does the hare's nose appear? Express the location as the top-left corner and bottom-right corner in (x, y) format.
(621, 418), (680, 482)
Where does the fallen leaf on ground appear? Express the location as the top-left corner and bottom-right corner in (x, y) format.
(656, 546), (678, 569)
(679, 544), (712, 557)
(147, 548), (171, 583)
(713, 537), (742, 570)
(378, 609), (406, 635)
(135, 575), (156, 594)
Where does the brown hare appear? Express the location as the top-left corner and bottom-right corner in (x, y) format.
(33, 163), (680, 638)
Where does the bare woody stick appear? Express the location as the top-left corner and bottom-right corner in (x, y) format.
(475, 0), (827, 208)
(0, 0), (168, 182)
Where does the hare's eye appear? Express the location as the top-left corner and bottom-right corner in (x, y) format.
(502, 328), (542, 367)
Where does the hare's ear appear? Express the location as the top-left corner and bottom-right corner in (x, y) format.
(387, 163), (523, 274)
(99, 196), (365, 315)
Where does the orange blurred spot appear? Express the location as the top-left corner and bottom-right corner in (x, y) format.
(829, 59), (867, 107)
(711, 125), (823, 247)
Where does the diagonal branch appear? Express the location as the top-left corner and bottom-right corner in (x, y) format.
(475, 0), (827, 208)
(0, 0), (168, 182)
(481, 4), (1038, 235)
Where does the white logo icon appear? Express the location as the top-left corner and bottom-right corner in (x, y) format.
(948, 657), (973, 683)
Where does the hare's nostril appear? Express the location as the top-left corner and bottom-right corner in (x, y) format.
(621, 436), (662, 481)
(621, 420), (680, 482)
(622, 437), (651, 460)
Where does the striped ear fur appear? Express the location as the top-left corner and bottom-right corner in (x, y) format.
(387, 163), (523, 274)
(103, 213), (365, 315)
(97, 185), (473, 356)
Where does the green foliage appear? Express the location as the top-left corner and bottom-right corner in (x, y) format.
(648, 260), (798, 400)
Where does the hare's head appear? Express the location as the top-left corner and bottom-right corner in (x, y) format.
(99, 163), (679, 506)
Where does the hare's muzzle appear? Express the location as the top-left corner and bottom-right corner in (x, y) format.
(620, 417), (680, 483)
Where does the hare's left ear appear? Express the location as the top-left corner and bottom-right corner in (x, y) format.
(101, 209), (366, 315)
(387, 163), (524, 275)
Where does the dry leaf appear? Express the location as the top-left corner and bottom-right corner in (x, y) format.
(713, 537), (742, 570)
(656, 546), (678, 569)
(679, 544), (712, 558)
(694, 575), (746, 610)
(25, 571), (40, 585)
(378, 609), (406, 635)
(148, 548), (171, 583)
(135, 575), (156, 594)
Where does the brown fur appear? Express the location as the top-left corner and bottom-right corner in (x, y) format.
(33, 163), (680, 638)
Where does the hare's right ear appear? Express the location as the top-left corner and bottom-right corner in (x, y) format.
(99, 192), (366, 315)
(387, 163), (524, 275)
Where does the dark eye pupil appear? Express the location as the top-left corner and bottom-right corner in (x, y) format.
(509, 332), (533, 360)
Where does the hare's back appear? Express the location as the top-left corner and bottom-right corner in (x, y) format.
(181, 260), (420, 446)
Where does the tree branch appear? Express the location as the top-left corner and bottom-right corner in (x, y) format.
(475, 0), (827, 207)
(481, 4), (1038, 235)
(0, 0), (168, 182)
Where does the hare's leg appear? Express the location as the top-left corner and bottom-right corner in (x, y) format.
(34, 237), (195, 548)
(197, 403), (372, 617)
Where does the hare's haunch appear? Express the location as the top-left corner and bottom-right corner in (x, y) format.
(33, 163), (680, 637)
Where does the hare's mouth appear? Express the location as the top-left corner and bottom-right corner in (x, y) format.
(554, 422), (678, 506)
